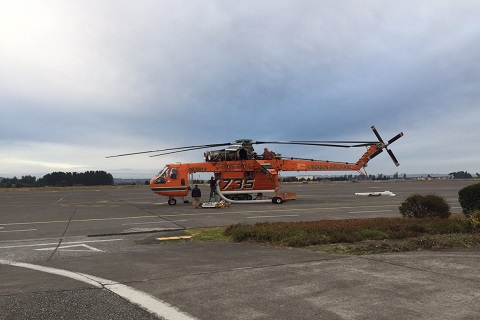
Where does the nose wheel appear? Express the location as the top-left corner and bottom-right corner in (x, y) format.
(168, 198), (177, 205)
(272, 197), (283, 204)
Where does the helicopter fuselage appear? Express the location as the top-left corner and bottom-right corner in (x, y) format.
(149, 144), (380, 205)
(107, 126), (403, 205)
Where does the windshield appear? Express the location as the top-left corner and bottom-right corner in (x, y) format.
(158, 166), (169, 177)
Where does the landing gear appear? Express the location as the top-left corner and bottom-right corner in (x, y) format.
(168, 198), (177, 205)
(272, 197), (283, 204)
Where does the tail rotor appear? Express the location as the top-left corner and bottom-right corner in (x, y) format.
(369, 126), (403, 167)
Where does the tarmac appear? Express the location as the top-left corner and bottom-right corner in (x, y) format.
(1, 180), (480, 319)
(1, 237), (480, 320)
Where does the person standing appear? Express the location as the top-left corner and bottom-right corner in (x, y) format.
(209, 176), (217, 199)
(191, 184), (202, 208)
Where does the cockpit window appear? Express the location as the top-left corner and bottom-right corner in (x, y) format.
(158, 166), (169, 177)
(154, 176), (167, 184)
(170, 168), (178, 179)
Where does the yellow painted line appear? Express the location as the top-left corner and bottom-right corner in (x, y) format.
(156, 236), (192, 241)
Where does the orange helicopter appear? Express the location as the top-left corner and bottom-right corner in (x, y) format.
(107, 126), (403, 205)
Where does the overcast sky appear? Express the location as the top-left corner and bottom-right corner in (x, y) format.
(1, 0), (479, 179)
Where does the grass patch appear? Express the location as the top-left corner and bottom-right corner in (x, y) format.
(316, 233), (480, 255)
(224, 217), (475, 246)
(186, 227), (228, 242)
(174, 216), (480, 255)
(222, 217), (480, 254)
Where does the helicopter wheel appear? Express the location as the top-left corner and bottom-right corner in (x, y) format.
(168, 198), (177, 206)
(272, 197), (283, 204)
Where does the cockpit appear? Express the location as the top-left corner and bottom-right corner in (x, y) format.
(153, 165), (178, 184)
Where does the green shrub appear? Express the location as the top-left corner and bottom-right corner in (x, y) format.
(224, 224), (253, 242)
(467, 210), (480, 231)
(399, 194), (451, 218)
(406, 224), (427, 233)
(459, 183), (480, 215)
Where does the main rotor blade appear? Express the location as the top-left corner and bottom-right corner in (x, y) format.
(387, 132), (404, 145)
(371, 126), (385, 144)
(291, 141), (379, 147)
(287, 140), (378, 144)
(106, 142), (232, 158)
(106, 149), (174, 158)
(149, 145), (218, 157)
(351, 143), (379, 147)
(254, 141), (352, 148)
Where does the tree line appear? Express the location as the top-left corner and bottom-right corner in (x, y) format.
(449, 171), (479, 179)
(2, 170), (478, 188)
(281, 171), (479, 182)
(1, 171), (114, 188)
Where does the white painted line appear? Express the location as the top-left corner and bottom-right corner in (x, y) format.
(0, 259), (197, 320)
(349, 210), (392, 214)
(106, 283), (196, 320)
(121, 219), (188, 226)
(0, 259), (102, 287)
(247, 215), (300, 219)
(35, 244), (104, 252)
(0, 238), (124, 249)
(0, 229), (37, 233)
(0, 235), (87, 245)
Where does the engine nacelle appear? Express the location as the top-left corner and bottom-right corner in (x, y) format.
(204, 148), (251, 162)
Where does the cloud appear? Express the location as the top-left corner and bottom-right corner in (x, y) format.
(1, 1), (480, 178)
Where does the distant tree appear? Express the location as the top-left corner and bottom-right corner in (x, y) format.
(449, 171), (473, 179)
(0, 177), (17, 188)
(38, 171), (113, 187)
(281, 176), (299, 182)
(21, 175), (36, 185)
(19, 175), (37, 187)
(3, 171), (113, 188)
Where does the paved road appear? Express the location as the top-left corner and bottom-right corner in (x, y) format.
(1, 180), (479, 319)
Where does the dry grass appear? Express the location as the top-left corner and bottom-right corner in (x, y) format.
(223, 216), (480, 253)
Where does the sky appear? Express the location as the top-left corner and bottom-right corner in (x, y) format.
(1, 0), (480, 179)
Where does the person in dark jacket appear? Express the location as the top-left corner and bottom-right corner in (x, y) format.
(191, 184), (201, 208)
(209, 176), (217, 199)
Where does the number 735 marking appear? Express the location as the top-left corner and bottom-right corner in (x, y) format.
(222, 179), (255, 190)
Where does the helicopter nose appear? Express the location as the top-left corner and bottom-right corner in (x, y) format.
(151, 176), (166, 185)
